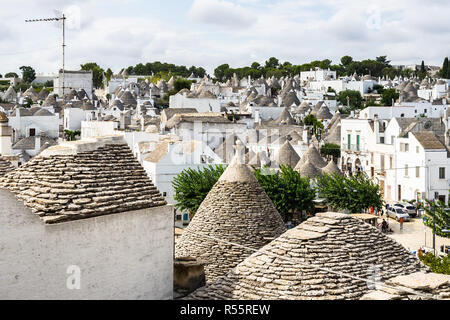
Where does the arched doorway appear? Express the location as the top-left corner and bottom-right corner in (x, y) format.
(354, 158), (362, 173)
(346, 158), (353, 174)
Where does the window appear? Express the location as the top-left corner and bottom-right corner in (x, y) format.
(400, 143), (409, 152)
(416, 166), (420, 178)
(439, 167), (445, 179)
(390, 157), (393, 169)
(424, 109), (427, 113)
(380, 137), (385, 144)
(163, 192), (167, 197)
(405, 164), (409, 177)
(29, 128), (36, 136)
(380, 155), (385, 171)
(416, 146), (420, 153)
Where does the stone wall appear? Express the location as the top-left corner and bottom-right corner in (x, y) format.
(360, 272), (450, 300)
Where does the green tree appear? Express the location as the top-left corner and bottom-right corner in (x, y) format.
(303, 114), (324, 139)
(23, 97), (33, 108)
(64, 130), (81, 141)
(340, 55), (353, 67)
(5, 72), (18, 78)
(251, 62), (261, 70)
(376, 55), (391, 67)
(174, 78), (193, 92)
(81, 62), (104, 89)
(381, 88), (400, 106)
(254, 165), (316, 222)
(214, 64), (230, 82)
(105, 68), (113, 82)
(172, 165), (226, 216)
(338, 90), (363, 110)
(419, 252), (450, 274)
(320, 143), (341, 159)
(417, 60), (427, 80)
(20, 66), (36, 84)
(372, 84), (385, 94)
(265, 57), (280, 69)
(422, 196), (450, 238)
(439, 57), (449, 79)
(316, 173), (384, 213)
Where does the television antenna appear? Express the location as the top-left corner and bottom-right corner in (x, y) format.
(25, 14), (67, 139)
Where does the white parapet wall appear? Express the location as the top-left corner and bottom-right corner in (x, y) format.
(0, 188), (174, 300)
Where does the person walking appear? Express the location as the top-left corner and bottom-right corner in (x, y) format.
(399, 217), (404, 231)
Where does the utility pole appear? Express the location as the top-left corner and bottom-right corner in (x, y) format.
(25, 14), (66, 140)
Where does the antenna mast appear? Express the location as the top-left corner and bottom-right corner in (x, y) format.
(25, 14), (67, 140)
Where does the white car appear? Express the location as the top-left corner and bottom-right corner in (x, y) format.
(387, 207), (410, 221)
(393, 203), (417, 218)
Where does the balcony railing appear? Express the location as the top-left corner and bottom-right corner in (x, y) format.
(342, 143), (367, 153)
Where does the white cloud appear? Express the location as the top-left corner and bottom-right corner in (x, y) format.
(0, 0), (449, 76)
(188, 0), (256, 29)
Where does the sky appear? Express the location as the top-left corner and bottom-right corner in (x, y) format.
(0, 0), (449, 76)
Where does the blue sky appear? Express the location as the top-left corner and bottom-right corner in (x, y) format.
(0, 0), (449, 76)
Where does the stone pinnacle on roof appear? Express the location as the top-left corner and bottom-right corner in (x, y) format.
(175, 142), (286, 283)
(0, 136), (166, 224)
(189, 212), (426, 300)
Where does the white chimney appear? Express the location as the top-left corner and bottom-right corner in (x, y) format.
(374, 116), (380, 143)
(234, 140), (245, 164)
(35, 135), (41, 152)
(255, 110), (260, 124)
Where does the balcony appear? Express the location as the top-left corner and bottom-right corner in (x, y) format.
(341, 143), (367, 154)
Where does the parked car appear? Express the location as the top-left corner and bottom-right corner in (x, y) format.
(393, 203), (417, 218)
(387, 207), (410, 222)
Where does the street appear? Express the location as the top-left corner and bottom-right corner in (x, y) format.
(384, 216), (450, 255)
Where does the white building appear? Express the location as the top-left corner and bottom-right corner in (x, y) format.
(300, 68), (337, 82)
(169, 92), (223, 113)
(341, 116), (449, 204)
(142, 139), (223, 205)
(359, 103), (448, 120)
(8, 107), (60, 142)
(54, 70), (93, 99)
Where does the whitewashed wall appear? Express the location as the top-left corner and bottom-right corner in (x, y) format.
(0, 189), (174, 300)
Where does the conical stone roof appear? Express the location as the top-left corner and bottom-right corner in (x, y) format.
(321, 160), (343, 176)
(296, 144), (327, 168)
(296, 159), (322, 180)
(120, 90), (137, 105)
(175, 155), (286, 283)
(316, 105), (333, 120)
(0, 156), (14, 177)
(37, 88), (49, 100)
(274, 108), (295, 125)
(324, 123), (341, 145)
(328, 112), (341, 128)
(189, 212), (426, 300)
(276, 141), (300, 168)
(0, 136), (166, 224)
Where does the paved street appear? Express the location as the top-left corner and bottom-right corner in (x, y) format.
(383, 216), (450, 255)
